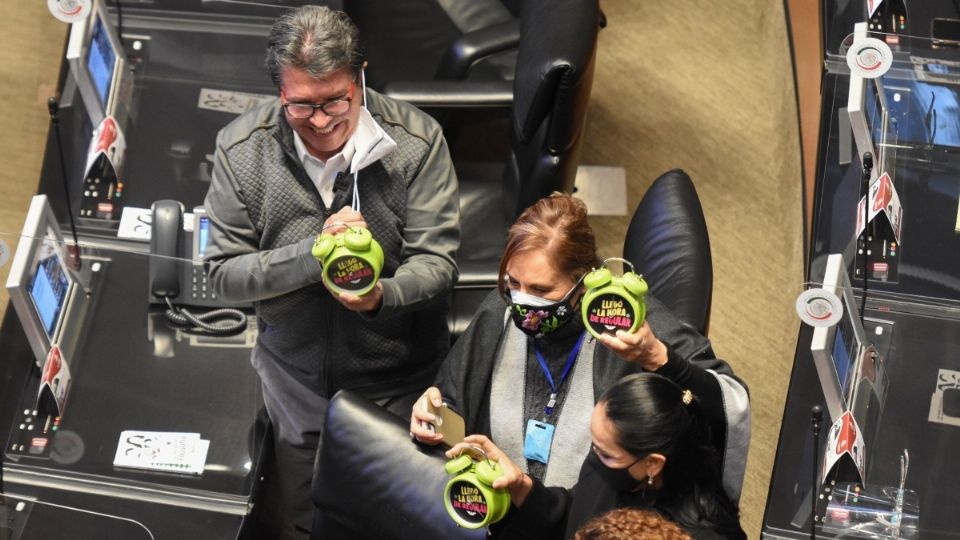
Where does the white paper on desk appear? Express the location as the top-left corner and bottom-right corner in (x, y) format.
(113, 430), (209, 475)
(118, 207), (196, 241)
(117, 207), (152, 241)
(198, 88), (274, 115)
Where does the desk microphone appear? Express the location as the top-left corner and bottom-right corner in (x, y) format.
(861, 152), (873, 181)
(810, 404), (823, 540)
(48, 97), (82, 272)
(859, 152), (873, 322)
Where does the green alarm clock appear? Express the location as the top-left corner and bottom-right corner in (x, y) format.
(581, 257), (648, 340)
(311, 227), (384, 296)
(443, 446), (510, 529)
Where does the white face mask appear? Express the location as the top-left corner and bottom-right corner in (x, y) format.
(510, 290), (555, 307)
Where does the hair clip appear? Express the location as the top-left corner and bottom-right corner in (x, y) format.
(681, 389), (693, 405)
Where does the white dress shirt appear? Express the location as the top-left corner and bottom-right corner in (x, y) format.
(293, 128), (355, 208)
(292, 107), (397, 209)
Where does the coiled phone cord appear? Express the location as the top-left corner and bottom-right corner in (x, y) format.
(163, 297), (247, 335)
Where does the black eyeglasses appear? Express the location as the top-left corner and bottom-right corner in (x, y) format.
(282, 81), (356, 119)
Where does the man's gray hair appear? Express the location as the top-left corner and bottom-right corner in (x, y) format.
(265, 6), (363, 87)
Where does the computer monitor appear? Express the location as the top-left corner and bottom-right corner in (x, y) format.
(810, 253), (870, 423)
(890, 61), (960, 149)
(66, 0), (127, 128)
(6, 195), (78, 368)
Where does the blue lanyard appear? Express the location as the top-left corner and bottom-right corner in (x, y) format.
(533, 332), (586, 416)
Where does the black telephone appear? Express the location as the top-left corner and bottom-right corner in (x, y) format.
(148, 199), (247, 309)
(149, 200), (248, 335)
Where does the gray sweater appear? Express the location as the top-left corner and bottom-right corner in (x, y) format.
(203, 89), (460, 400)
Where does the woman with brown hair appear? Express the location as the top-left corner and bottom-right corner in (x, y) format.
(410, 193), (749, 500)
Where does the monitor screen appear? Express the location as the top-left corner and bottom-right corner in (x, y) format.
(864, 78), (888, 165)
(66, 1), (127, 128)
(847, 42), (884, 177)
(196, 215), (209, 259)
(86, 16), (117, 108)
(831, 309), (858, 399)
(191, 208), (210, 262)
(811, 253), (869, 423)
(27, 232), (71, 340)
(883, 76), (960, 149)
(6, 195), (77, 367)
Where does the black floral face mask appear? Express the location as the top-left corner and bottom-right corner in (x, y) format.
(505, 281), (580, 338)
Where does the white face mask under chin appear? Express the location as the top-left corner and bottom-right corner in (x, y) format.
(510, 290), (555, 307)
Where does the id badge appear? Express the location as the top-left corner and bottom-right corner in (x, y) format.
(523, 419), (555, 464)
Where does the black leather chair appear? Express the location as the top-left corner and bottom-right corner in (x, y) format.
(387, 0), (600, 208)
(311, 390), (484, 540)
(344, 0), (522, 91)
(385, 0), (601, 339)
(623, 169), (713, 336)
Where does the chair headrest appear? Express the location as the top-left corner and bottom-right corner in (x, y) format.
(513, 0), (600, 153)
(623, 169), (713, 335)
(312, 390), (485, 540)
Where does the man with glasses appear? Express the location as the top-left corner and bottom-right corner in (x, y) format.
(202, 6), (459, 536)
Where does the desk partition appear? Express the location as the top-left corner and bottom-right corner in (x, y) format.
(763, 29), (960, 539)
(1, 493), (153, 540)
(1, 238), (264, 518)
(1, 489), (252, 540)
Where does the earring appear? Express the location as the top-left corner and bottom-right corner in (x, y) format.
(647, 474), (654, 485)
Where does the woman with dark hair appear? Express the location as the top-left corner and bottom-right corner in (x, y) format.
(410, 193), (750, 500)
(447, 373), (747, 540)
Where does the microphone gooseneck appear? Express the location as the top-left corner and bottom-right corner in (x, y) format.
(810, 404), (823, 540)
(48, 97), (82, 271)
(859, 152), (873, 322)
